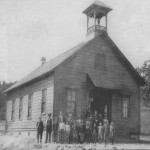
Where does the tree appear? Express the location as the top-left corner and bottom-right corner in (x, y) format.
(136, 60), (150, 106)
(0, 81), (16, 120)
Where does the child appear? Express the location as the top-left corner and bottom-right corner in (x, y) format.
(78, 121), (85, 144)
(72, 121), (78, 144)
(53, 117), (59, 144)
(109, 122), (115, 145)
(98, 122), (104, 143)
(92, 123), (98, 144)
(85, 117), (92, 144)
(103, 120), (109, 146)
(67, 114), (73, 143)
(58, 118), (65, 144)
(65, 122), (71, 144)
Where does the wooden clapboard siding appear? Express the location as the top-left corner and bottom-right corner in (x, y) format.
(54, 35), (140, 135)
(6, 74), (54, 132)
(141, 106), (150, 135)
(6, 100), (12, 122)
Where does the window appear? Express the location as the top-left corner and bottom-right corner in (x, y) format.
(41, 89), (47, 114)
(19, 97), (23, 120)
(95, 53), (106, 70)
(67, 89), (76, 114)
(28, 94), (33, 119)
(11, 99), (15, 121)
(122, 97), (130, 118)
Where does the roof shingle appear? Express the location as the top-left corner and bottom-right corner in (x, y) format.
(6, 42), (87, 92)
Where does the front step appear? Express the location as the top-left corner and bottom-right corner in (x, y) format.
(115, 135), (139, 143)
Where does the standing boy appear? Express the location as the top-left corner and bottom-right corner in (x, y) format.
(92, 123), (98, 144)
(65, 121), (71, 144)
(45, 113), (53, 143)
(109, 122), (115, 145)
(103, 120), (109, 146)
(36, 116), (44, 143)
(53, 117), (59, 143)
(58, 118), (65, 144)
(67, 114), (73, 143)
(98, 122), (104, 143)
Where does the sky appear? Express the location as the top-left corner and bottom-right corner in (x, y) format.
(0, 0), (150, 82)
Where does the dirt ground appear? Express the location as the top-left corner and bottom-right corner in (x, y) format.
(1, 133), (150, 150)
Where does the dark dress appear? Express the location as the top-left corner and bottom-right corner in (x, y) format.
(53, 121), (59, 143)
(78, 124), (85, 143)
(72, 124), (78, 143)
(103, 123), (109, 144)
(36, 120), (44, 143)
(85, 118), (92, 143)
(92, 126), (98, 144)
(67, 117), (74, 143)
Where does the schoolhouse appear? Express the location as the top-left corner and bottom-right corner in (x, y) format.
(5, 1), (145, 139)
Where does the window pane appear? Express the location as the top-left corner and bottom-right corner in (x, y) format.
(12, 99), (15, 111)
(122, 97), (129, 118)
(72, 91), (75, 101)
(28, 94), (33, 106)
(19, 109), (22, 119)
(67, 89), (76, 102)
(67, 101), (75, 113)
(19, 98), (23, 108)
(67, 90), (71, 101)
(28, 107), (31, 118)
(41, 102), (46, 113)
(42, 89), (47, 102)
(11, 111), (14, 120)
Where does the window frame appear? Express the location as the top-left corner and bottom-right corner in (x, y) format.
(122, 96), (130, 119)
(66, 88), (76, 114)
(28, 93), (33, 120)
(41, 89), (47, 115)
(19, 97), (23, 120)
(11, 99), (15, 121)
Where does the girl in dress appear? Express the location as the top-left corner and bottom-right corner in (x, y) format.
(103, 120), (109, 146)
(98, 122), (104, 143)
(92, 123), (98, 144)
(65, 121), (71, 144)
(72, 121), (78, 143)
(109, 122), (115, 145)
(58, 118), (65, 144)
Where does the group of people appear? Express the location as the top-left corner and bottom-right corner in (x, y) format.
(36, 110), (115, 145)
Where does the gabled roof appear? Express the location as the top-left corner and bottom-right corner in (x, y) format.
(102, 32), (145, 86)
(6, 41), (88, 92)
(6, 32), (145, 92)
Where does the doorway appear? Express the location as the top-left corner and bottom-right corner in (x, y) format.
(90, 88), (112, 122)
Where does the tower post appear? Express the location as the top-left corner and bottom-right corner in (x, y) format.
(87, 15), (89, 33)
(82, 1), (112, 36)
(106, 14), (108, 32)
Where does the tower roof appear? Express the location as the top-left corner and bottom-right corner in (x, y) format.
(83, 0), (112, 18)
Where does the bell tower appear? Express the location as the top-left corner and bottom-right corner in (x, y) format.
(83, 1), (112, 38)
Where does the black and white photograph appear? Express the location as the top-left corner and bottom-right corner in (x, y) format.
(0, 0), (150, 149)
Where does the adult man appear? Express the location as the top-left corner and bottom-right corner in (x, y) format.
(36, 116), (44, 143)
(45, 113), (52, 143)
